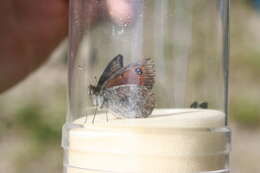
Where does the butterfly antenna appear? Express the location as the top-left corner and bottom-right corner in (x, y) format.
(88, 77), (92, 85)
(94, 76), (98, 85)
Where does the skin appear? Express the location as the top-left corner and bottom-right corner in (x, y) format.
(0, 0), (134, 93)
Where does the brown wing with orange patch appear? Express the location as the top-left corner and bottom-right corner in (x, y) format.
(103, 58), (155, 90)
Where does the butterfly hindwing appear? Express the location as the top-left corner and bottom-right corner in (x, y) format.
(103, 58), (155, 90)
(102, 85), (155, 118)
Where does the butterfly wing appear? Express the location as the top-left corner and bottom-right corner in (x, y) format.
(199, 102), (208, 109)
(102, 85), (155, 118)
(103, 58), (155, 90)
(190, 101), (208, 109)
(95, 54), (124, 92)
(190, 101), (198, 108)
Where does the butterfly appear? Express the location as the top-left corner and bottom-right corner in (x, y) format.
(190, 101), (208, 109)
(89, 54), (156, 120)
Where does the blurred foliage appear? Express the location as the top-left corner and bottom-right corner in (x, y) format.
(231, 98), (260, 127)
(12, 102), (65, 173)
(15, 104), (62, 145)
(238, 51), (260, 73)
(0, 60), (66, 173)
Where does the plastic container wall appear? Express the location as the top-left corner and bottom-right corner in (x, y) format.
(63, 0), (230, 173)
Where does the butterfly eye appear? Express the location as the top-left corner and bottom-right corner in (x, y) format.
(135, 68), (143, 75)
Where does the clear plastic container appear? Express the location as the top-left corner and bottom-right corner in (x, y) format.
(62, 0), (231, 173)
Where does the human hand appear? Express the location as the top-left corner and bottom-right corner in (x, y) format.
(0, 0), (134, 93)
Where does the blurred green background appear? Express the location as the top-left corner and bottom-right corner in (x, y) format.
(0, 1), (260, 173)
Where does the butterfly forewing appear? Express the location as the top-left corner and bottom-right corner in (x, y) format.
(95, 54), (124, 92)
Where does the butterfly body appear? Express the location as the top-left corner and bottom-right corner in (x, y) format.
(89, 55), (155, 119)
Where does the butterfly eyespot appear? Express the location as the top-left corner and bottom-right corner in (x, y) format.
(135, 68), (143, 75)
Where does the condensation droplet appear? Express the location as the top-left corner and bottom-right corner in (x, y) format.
(78, 65), (84, 71)
(112, 25), (127, 36)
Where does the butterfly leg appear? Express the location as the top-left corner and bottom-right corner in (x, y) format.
(92, 107), (98, 124)
(106, 111), (109, 122)
(83, 111), (88, 124)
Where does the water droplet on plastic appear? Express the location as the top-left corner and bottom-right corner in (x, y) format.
(112, 24), (128, 36)
(78, 65), (84, 71)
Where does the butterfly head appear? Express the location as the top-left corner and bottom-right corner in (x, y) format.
(88, 84), (98, 96)
(89, 84), (104, 108)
